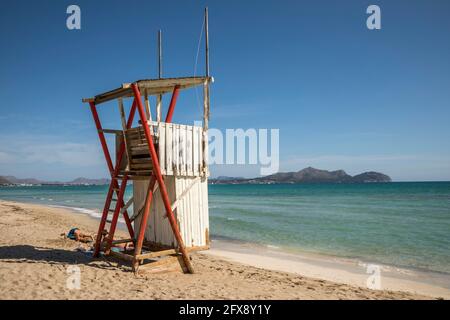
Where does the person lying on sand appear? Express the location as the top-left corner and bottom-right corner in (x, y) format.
(62, 228), (94, 243)
(62, 228), (134, 251)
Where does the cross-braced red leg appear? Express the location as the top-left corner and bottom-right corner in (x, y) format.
(104, 176), (129, 254)
(90, 100), (137, 257)
(131, 83), (194, 274)
(132, 176), (157, 272)
(132, 85), (182, 271)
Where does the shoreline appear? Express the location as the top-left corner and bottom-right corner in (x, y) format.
(205, 239), (450, 299)
(0, 182), (450, 278)
(36, 200), (450, 297)
(0, 200), (450, 299)
(29, 201), (450, 276)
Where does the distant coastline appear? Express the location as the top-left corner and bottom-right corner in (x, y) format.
(1, 167), (392, 186)
(210, 167), (392, 185)
(0, 176), (109, 186)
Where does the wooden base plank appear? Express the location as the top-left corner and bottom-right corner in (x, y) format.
(109, 250), (134, 261)
(135, 256), (185, 274)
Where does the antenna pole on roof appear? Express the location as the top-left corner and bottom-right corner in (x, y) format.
(158, 29), (162, 79)
(202, 7), (210, 176)
(205, 7), (209, 77)
(156, 30), (163, 123)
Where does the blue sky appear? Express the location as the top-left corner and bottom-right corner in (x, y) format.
(0, 0), (449, 181)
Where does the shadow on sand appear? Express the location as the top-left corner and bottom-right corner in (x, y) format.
(0, 245), (128, 271)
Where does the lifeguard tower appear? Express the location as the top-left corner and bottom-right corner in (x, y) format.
(82, 9), (211, 274)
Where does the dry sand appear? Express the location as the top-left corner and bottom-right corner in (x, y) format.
(0, 200), (441, 300)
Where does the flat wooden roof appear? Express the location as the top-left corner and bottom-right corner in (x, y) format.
(83, 76), (212, 105)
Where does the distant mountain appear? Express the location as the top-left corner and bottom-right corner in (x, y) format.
(0, 175), (110, 186)
(350, 171), (391, 183)
(0, 176), (11, 185)
(2, 176), (43, 185)
(67, 177), (110, 185)
(2, 169), (391, 186)
(263, 167), (353, 183)
(214, 176), (245, 181)
(209, 167), (391, 184)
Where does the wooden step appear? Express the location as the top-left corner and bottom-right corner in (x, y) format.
(131, 158), (152, 164)
(130, 145), (151, 154)
(119, 170), (153, 179)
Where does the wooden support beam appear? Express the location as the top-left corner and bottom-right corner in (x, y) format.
(120, 196), (134, 215)
(202, 80), (210, 176)
(136, 245), (209, 261)
(144, 90), (152, 121)
(136, 256), (182, 274)
(156, 95), (162, 123)
(118, 98), (127, 129)
(112, 238), (134, 245)
(109, 250), (134, 261)
(118, 98), (131, 171)
(99, 129), (123, 135)
(136, 249), (177, 261)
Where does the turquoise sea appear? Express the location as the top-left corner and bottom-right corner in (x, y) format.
(1, 182), (449, 274)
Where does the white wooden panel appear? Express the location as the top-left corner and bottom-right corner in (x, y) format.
(179, 126), (186, 176)
(153, 183), (162, 244)
(190, 179), (198, 246)
(199, 129), (204, 174)
(165, 178), (177, 246)
(133, 176), (209, 248)
(158, 123), (166, 175)
(203, 130), (208, 176)
(133, 180), (147, 241)
(186, 126), (193, 176)
(197, 178), (203, 246)
(196, 177), (205, 246)
(137, 121), (205, 178)
(165, 123), (173, 176)
(173, 125), (179, 175)
(193, 127), (199, 176)
(202, 178), (209, 244)
(199, 127), (204, 174)
(177, 178), (187, 245)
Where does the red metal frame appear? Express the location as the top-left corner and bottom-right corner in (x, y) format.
(88, 85), (194, 273)
(133, 176), (156, 259)
(133, 86), (180, 265)
(165, 85), (180, 123)
(131, 83), (194, 273)
(90, 100), (137, 257)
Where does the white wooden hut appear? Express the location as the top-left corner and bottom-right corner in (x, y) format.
(132, 121), (210, 249)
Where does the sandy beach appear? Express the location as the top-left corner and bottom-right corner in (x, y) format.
(0, 200), (445, 300)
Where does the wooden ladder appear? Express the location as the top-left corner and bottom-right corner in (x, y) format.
(90, 99), (138, 257)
